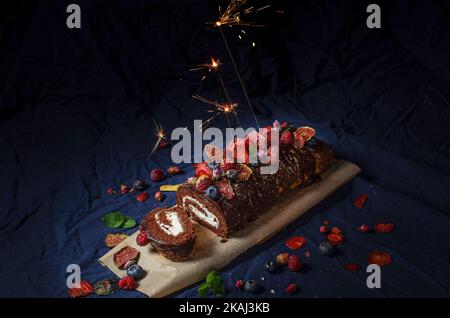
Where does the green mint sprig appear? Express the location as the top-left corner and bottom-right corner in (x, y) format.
(101, 211), (136, 229)
(197, 270), (225, 297)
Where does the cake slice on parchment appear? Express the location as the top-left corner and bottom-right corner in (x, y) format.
(140, 206), (195, 262)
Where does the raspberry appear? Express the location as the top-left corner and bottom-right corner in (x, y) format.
(118, 276), (136, 290)
(357, 224), (370, 232)
(136, 232), (149, 246)
(154, 191), (165, 202)
(276, 253), (289, 265)
(167, 166), (181, 175)
(354, 194), (368, 208)
(286, 283), (297, 294)
(280, 130), (294, 145)
(286, 236), (307, 250)
(221, 162), (236, 171)
(195, 175), (212, 192)
(150, 169), (165, 182)
(288, 255), (303, 272)
(136, 192), (148, 202)
(235, 279), (244, 289)
(319, 225), (328, 233)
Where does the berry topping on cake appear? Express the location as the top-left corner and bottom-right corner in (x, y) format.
(205, 185), (220, 200)
(215, 178), (234, 200)
(195, 162), (211, 177)
(195, 175), (212, 192)
(280, 130), (294, 145)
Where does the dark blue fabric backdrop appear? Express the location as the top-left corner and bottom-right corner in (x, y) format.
(1, 0), (450, 297)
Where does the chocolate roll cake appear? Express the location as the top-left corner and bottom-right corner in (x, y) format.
(177, 126), (334, 238)
(140, 206), (195, 262)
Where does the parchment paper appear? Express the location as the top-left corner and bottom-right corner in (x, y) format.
(99, 160), (360, 297)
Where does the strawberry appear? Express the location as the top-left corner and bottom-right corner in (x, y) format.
(327, 233), (344, 246)
(136, 232), (149, 246)
(280, 130), (294, 145)
(118, 276), (136, 290)
(354, 194), (368, 208)
(286, 236), (307, 250)
(150, 169), (165, 182)
(288, 255), (303, 272)
(195, 162), (211, 177)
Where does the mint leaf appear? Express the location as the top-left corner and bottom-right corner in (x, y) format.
(101, 212), (125, 229)
(122, 217), (136, 229)
(197, 283), (210, 297)
(206, 271), (221, 285)
(212, 284), (225, 297)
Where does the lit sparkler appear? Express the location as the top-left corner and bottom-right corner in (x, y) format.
(192, 94), (238, 129)
(148, 121), (167, 158)
(189, 57), (221, 73)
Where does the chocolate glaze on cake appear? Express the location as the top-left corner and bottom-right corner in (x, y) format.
(140, 206), (195, 262)
(177, 139), (334, 238)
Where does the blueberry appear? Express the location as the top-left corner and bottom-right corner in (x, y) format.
(133, 178), (148, 191)
(208, 162), (220, 170)
(265, 260), (279, 273)
(126, 264), (144, 280)
(249, 161), (260, 168)
(226, 169), (237, 180)
(205, 185), (220, 200)
(318, 240), (335, 256)
(244, 280), (259, 294)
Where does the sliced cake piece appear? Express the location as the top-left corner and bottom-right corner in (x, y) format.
(140, 206), (195, 262)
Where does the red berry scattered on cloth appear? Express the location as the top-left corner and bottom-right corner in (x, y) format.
(280, 130), (294, 145)
(374, 223), (395, 233)
(120, 184), (130, 194)
(167, 166), (181, 175)
(235, 279), (244, 289)
(150, 168), (165, 182)
(106, 188), (115, 195)
(286, 236), (307, 250)
(288, 255), (303, 272)
(68, 280), (93, 298)
(286, 283), (298, 294)
(136, 192), (148, 202)
(368, 251), (392, 266)
(357, 224), (370, 232)
(154, 191), (165, 202)
(330, 226), (342, 234)
(118, 276), (137, 290)
(327, 233), (344, 246)
(136, 232), (149, 246)
(319, 225), (328, 233)
(354, 194), (368, 208)
(344, 263), (361, 272)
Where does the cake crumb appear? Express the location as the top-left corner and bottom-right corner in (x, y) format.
(270, 289), (275, 294)
(260, 277), (265, 281)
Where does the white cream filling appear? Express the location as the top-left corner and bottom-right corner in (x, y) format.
(182, 196), (219, 228)
(155, 210), (184, 236)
